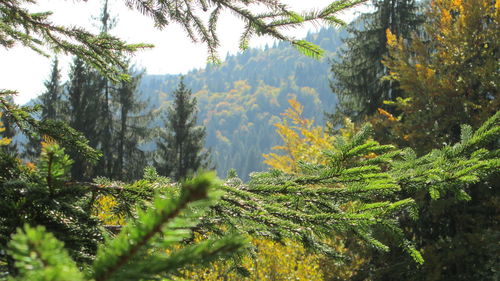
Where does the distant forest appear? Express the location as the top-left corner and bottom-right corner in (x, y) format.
(139, 27), (348, 179)
(2, 0), (498, 280)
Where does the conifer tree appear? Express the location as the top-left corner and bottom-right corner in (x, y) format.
(155, 79), (210, 180)
(1, 146), (246, 279)
(207, 111), (500, 273)
(113, 68), (153, 181)
(40, 57), (63, 120)
(357, 1), (500, 279)
(66, 57), (104, 180)
(3, 1), (499, 280)
(64, 1), (153, 181)
(328, 0), (421, 124)
(0, 140), (102, 274)
(4, 111), (495, 280)
(24, 57), (66, 159)
(95, 0), (117, 178)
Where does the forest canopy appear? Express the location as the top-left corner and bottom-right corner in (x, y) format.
(0, 0), (498, 280)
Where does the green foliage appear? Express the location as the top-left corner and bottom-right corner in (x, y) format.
(349, 112), (500, 280)
(40, 119), (102, 164)
(2, 98), (498, 281)
(91, 172), (245, 281)
(293, 40), (325, 59)
(140, 27), (346, 180)
(143, 165), (170, 184)
(126, 0), (361, 61)
(329, 0), (422, 124)
(391, 111), (500, 199)
(24, 57), (64, 159)
(0, 94), (102, 165)
(2, 0), (353, 182)
(92, 4), (154, 181)
(66, 57), (107, 180)
(155, 79), (210, 180)
(380, 0), (499, 153)
(24, 13), (152, 180)
(207, 124), (417, 261)
(38, 140), (73, 191)
(7, 224), (85, 281)
(0, 142), (102, 273)
(111, 66), (153, 181)
(351, 2), (500, 278)
(5, 172), (247, 281)
(40, 57), (63, 120)
(201, 112), (499, 278)
(62, 54), (152, 180)
(2, 1), (499, 280)
(0, 0), (150, 82)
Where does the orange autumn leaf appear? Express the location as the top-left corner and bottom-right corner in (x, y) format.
(25, 162), (37, 172)
(386, 28), (397, 47)
(377, 108), (398, 122)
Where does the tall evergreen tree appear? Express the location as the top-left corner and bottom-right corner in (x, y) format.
(357, 1), (500, 280)
(90, 1), (153, 181)
(328, 0), (422, 124)
(66, 57), (103, 180)
(155, 79), (210, 180)
(112, 67), (153, 181)
(60, 2), (153, 181)
(40, 57), (63, 120)
(25, 57), (65, 160)
(95, 0), (116, 178)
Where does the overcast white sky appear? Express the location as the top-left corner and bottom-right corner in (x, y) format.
(1, 1), (372, 104)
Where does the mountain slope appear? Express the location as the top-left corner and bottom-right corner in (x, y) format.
(140, 27), (347, 180)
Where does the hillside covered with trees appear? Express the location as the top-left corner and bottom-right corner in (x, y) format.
(0, 0), (498, 280)
(140, 27), (347, 179)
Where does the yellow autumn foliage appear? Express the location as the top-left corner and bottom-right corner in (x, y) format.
(381, 0), (499, 153)
(252, 102), (366, 280)
(263, 99), (335, 173)
(0, 112), (12, 146)
(94, 195), (125, 226)
(85, 100), (368, 280)
(385, 28), (398, 47)
(181, 238), (325, 281)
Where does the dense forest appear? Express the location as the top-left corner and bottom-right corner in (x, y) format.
(0, 0), (498, 280)
(140, 27), (347, 179)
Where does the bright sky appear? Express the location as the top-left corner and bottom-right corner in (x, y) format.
(0, 1), (372, 104)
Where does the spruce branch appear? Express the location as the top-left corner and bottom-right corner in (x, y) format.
(206, 112), (499, 265)
(0, 0), (152, 82)
(391, 111), (500, 199)
(91, 172), (246, 281)
(0, 96), (101, 162)
(125, 0), (365, 59)
(7, 224), (85, 281)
